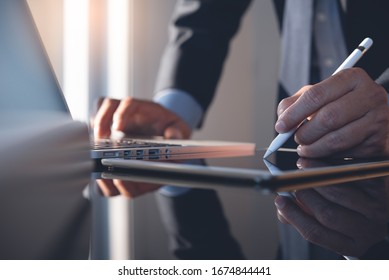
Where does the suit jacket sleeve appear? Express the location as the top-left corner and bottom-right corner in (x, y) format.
(155, 0), (252, 114)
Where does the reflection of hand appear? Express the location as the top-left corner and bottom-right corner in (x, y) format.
(96, 179), (161, 199)
(92, 97), (192, 140)
(276, 68), (389, 158)
(275, 177), (389, 258)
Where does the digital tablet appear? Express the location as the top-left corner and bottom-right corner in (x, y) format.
(100, 149), (389, 193)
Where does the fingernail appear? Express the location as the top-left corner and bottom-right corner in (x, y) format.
(297, 145), (303, 155)
(274, 195), (286, 210)
(112, 121), (119, 130)
(275, 120), (286, 133)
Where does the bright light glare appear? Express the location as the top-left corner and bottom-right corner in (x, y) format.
(63, 0), (89, 121)
(107, 1), (132, 260)
(107, 0), (131, 98)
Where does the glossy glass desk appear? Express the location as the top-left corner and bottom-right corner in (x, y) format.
(2, 151), (389, 260)
(87, 151), (389, 260)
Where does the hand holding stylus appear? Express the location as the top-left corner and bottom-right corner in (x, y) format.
(265, 38), (389, 159)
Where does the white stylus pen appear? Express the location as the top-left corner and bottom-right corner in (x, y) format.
(263, 37), (373, 159)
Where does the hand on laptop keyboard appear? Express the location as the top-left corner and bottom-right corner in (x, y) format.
(92, 97), (191, 140)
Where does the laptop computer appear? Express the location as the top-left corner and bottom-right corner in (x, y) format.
(100, 149), (389, 193)
(0, 0), (255, 160)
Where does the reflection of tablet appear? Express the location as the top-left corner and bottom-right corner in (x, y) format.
(100, 149), (389, 193)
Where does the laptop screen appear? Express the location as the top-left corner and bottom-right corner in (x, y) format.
(0, 0), (69, 114)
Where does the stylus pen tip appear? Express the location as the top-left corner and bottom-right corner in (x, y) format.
(263, 148), (273, 159)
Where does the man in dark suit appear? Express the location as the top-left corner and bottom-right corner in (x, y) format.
(94, 0), (389, 259)
(95, 0), (389, 158)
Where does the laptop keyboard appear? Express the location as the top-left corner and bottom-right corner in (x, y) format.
(92, 138), (180, 150)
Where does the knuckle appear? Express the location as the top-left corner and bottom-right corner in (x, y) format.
(121, 96), (135, 107)
(103, 97), (120, 107)
(317, 108), (340, 131)
(341, 67), (365, 85)
(294, 131), (309, 145)
(97, 98), (119, 118)
(303, 85), (326, 110)
(324, 132), (345, 152)
(301, 85), (313, 92)
(348, 67), (365, 78)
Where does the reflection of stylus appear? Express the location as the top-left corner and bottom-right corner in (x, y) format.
(263, 159), (294, 198)
(263, 38), (374, 159)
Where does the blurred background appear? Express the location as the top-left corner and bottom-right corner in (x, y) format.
(26, 0), (280, 259)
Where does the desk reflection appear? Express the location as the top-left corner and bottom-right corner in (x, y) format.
(91, 177), (245, 260)
(275, 157), (389, 259)
(96, 178), (161, 198)
(3, 122), (389, 260)
(90, 167), (389, 260)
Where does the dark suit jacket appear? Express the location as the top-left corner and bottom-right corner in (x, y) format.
(155, 0), (389, 116)
(155, 0), (389, 260)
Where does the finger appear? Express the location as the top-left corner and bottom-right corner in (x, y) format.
(315, 181), (389, 222)
(274, 195), (293, 224)
(294, 92), (367, 146)
(276, 209), (289, 224)
(314, 184), (371, 215)
(275, 87), (309, 132)
(295, 82), (388, 147)
(93, 98), (120, 139)
(294, 189), (371, 238)
(111, 97), (138, 132)
(295, 157), (328, 169)
(276, 69), (361, 133)
(112, 179), (142, 198)
(275, 194), (355, 255)
(277, 91), (302, 117)
(96, 179), (120, 197)
(112, 99), (179, 136)
(113, 180), (161, 198)
(113, 97), (162, 135)
(297, 109), (389, 158)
